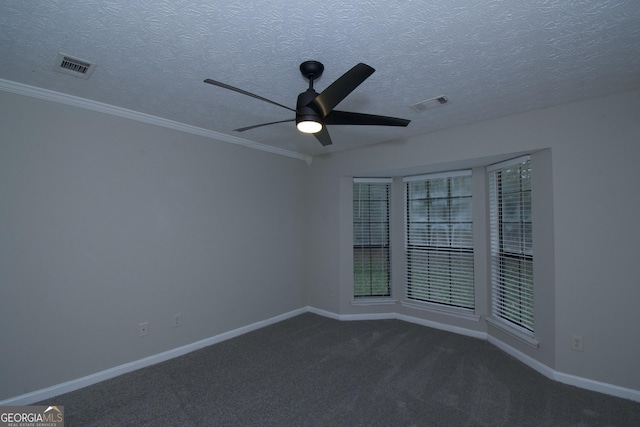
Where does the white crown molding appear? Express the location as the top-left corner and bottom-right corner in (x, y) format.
(0, 79), (313, 164)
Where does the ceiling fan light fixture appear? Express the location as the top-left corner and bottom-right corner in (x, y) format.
(296, 119), (323, 134)
(205, 61), (410, 146)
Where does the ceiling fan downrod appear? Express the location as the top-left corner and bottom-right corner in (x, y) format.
(299, 60), (324, 88)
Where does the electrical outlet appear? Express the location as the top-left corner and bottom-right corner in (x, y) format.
(571, 334), (583, 351)
(172, 313), (181, 328)
(139, 321), (149, 337)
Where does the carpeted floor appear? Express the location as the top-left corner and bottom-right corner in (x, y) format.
(38, 313), (640, 426)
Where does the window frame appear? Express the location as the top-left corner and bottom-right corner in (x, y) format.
(352, 178), (393, 299)
(488, 156), (535, 336)
(403, 170), (475, 312)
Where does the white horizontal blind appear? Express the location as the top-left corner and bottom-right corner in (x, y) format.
(353, 179), (391, 297)
(489, 157), (534, 333)
(404, 171), (474, 309)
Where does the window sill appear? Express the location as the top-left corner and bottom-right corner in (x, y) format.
(400, 300), (480, 322)
(351, 298), (398, 306)
(486, 317), (540, 349)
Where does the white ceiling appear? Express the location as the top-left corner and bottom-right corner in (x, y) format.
(1, 1), (639, 158)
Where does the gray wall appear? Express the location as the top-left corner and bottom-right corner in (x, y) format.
(2, 87), (639, 400)
(305, 90), (640, 392)
(0, 91), (308, 400)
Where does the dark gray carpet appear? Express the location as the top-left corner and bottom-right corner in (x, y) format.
(38, 313), (640, 426)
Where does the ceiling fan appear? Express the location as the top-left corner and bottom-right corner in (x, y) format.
(204, 61), (410, 146)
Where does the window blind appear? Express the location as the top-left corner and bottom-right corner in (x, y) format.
(353, 178), (392, 297)
(404, 171), (474, 309)
(488, 156), (534, 333)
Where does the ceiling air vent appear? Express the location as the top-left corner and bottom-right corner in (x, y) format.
(54, 53), (96, 79)
(410, 96), (448, 113)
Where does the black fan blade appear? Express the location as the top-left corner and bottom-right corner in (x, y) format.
(314, 127), (333, 146)
(234, 119), (295, 132)
(324, 110), (410, 127)
(309, 63), (375, 117)
(204, 79), (296, 112)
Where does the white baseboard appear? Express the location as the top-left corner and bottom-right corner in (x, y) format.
(306, 306), (342, 320)
(0, 307), (307, 406)
(487, 334), (640, 402)
(487, 334), (557, 379)
(395, 313), (487, 340)
(553, 371), (640, 403)
(307, 306), (486, 340)
(4, 305), (639, 405)
(312, 307), (640, 403)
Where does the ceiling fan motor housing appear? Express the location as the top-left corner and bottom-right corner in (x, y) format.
(296, 88), (323, 125)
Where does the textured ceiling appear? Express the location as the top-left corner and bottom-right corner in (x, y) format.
(1, 0), (639, 158)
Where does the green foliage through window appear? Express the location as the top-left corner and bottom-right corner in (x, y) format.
(354, 180), (391, 297)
